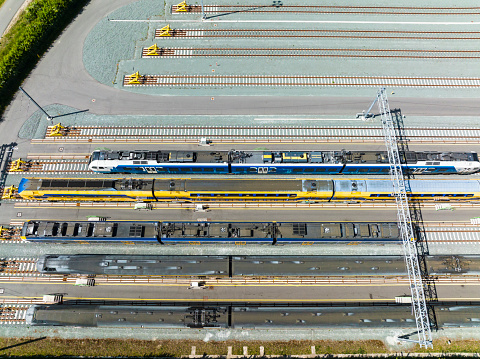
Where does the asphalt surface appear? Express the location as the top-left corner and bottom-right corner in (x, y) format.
(0, 0), (24, 38)
(3, 0), (480, 148)
(1, 0), (480, 340)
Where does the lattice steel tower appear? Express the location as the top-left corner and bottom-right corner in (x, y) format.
(373, 88), (433, 348)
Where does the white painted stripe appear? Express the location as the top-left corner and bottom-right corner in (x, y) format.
(254, 118), (363, 121)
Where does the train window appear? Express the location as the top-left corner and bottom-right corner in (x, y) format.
(292, 169), (303, 173)
(314, 168), (327, 172)
(303, 168), (314, 172)
(203, 168), (214, 172)
(248, 168), (257, 173)
(358, 168), (369, 172)
(191, 168), (202, 172)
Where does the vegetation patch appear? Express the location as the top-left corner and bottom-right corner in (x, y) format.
(0, 0), (89, 117)
(0, 338), (479, 357)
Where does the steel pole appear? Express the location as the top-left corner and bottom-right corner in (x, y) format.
(19, 87), (52, 121)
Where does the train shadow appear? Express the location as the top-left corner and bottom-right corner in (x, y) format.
(392, 108), (439, 332)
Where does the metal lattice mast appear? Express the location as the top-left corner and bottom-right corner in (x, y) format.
(376, 88), (432, 348)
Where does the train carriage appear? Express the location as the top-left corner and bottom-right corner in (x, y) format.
(21, 221), (402, 245)
(88, 149), (480, 175)
(16, 177), (480, 203)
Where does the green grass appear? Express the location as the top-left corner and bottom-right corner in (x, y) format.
(0, 0), (89, 117)
(0, 338), (479, 357)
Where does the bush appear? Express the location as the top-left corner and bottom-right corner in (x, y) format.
(0, 0), (89, 116)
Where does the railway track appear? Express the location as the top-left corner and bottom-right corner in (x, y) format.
(155, 29), (480, 40)
(0, 258), (40, 276)
(142, 47), (480, 59)
(35, 125), (480, 144)
(171, 5), (480, 16)
(122, 74), (480, 89)
(0, 304), (30, 324)
(7, 159), (89, 174)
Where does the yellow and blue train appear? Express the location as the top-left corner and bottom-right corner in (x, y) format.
(88, 149), (480, 175)
(17, 177), (480, 202)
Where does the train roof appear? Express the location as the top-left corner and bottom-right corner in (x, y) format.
(157, 179), (333, 192)
(91, 149), (479, 165)
(22, 221), (158, 239)
(19, 178), (155, 192)
(358, 179), (480, 193)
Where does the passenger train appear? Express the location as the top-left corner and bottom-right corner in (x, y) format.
(21, 220), (401, 245)
(17, 177), (480, 202)
(88, 149), (480, 175)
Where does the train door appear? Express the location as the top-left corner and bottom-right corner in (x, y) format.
(258, 167), (268, 174)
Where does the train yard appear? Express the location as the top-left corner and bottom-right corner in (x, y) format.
(1, 0), (480, 351)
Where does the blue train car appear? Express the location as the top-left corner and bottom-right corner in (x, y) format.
(21, 221), (160, 243)
(21, 221), (401, 245)
(88, 149), (480, 175)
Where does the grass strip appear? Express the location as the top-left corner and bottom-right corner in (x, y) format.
(0, 338), (479, 357)
(0, 0), (89, 117)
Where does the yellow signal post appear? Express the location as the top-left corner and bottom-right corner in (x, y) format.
(127, 71), (143, 84)
(48, 123), (66, 137)
(146, 44), (160, 56)
(158, 24), (172, 37)
(1, 186), (17, 200)
(10, 159), (26, 172)
(175, 1), (187, 12)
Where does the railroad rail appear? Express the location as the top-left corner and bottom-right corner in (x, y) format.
(142, 47), (480, 59)
(7, 159), (89, 174)
(1, 274), (480, 285)
(12, 202), (480, 209)
(0, 304), (30, 324)
(33, 125), (480, 144)
(171, 5), (480, 16)
(0, 258), (40, 276)
(122, 74), (480, 89)
(155, 29), (480, 40)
